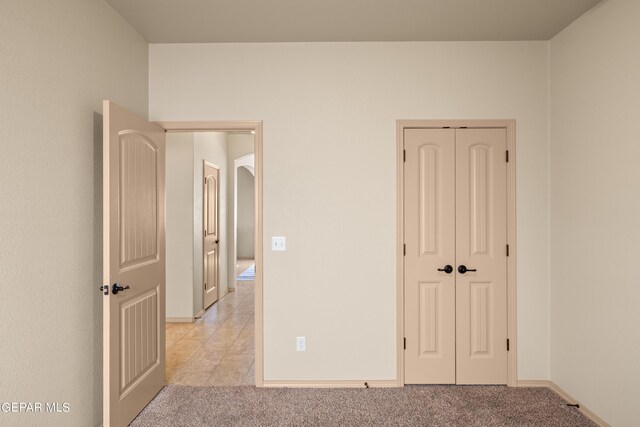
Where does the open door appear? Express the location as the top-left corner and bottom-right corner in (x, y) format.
(203, 162), (220, 309)
(103, 101), (166, 427)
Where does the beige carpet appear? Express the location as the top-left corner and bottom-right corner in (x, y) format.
(130, 385), (595, 426)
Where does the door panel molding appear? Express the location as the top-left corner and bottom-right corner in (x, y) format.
(418, 144), (441, 255)
(397, 119), (517, 387)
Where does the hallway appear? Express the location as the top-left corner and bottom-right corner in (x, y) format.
(165, 260), (255, 386)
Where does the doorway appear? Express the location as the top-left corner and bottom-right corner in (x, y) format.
(233, 153), (255, 291)
(396, 120), (517, 387)
(163, 129), (258, 387)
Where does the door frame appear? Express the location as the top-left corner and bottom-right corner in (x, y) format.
(203, 160), (220, 309)
(157, 120), (264, 387)
(396, 119), (517, 387)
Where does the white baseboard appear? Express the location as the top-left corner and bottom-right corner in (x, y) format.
(263, 380), (399, 388)
(166, 317), (195, 323)
(518, 380), (609, 427)
(517, 379), (551, 387)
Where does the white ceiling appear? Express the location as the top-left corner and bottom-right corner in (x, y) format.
(105, 0), (601, 43)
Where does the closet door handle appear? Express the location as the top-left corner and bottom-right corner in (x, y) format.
(437, 265), (454, 274)
(457, 265), (476, 274)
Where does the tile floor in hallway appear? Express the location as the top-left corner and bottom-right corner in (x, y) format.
(165, 260), (255, 386)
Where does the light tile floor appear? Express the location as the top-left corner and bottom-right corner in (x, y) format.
(166, 260), (255, 386)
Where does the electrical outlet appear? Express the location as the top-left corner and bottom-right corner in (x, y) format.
(272, 236), (286, 251)
(296, 336), (306, 352)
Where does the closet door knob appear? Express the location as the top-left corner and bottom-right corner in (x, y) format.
(437, 265), (454, 274)
(457, 265), (477, 274)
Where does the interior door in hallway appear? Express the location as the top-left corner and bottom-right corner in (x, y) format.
(203, 162), (220, 309)
(403, 127), (508, 385)
(103, 100), (166, 427)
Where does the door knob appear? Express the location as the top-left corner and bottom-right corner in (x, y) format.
(215, 239), (219, 244)
(112, 283), (130, 295)
(457, 265), (477, 274)
(437, 265), (454, 274)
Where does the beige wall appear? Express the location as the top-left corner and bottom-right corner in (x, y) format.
(550, 0), (640, 425)
(237, 167), (255, 259)
(150, 41), (551, 381)
(0, 0), (148, 425)
(193, 132), (229, 310)
(166, 133), (196, 318)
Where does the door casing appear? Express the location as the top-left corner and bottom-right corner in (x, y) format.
(156, 120), (264, 387)
(396, 119), (517, 387)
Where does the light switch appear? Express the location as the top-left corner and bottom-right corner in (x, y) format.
(272, 236), (286, 251)
(296, 336), (306, 352)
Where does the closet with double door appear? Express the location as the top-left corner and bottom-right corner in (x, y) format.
(403, 126), (509, 385)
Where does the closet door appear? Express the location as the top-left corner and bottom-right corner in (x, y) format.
(455, 128), (508, 384)
(404, 128), (456, 384)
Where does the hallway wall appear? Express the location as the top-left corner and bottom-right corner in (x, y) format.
(237, 166), (255, 259)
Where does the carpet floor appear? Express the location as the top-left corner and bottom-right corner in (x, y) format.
(130, 385), (595, 426)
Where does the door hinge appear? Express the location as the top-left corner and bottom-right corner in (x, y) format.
(404, 337), (406, 350)
(506, 244), (510, 257)
(403, 244), (406, 256)
(506, 150), (509, 163)
(507, 338), (510, 351)
(204, 282), (207, 290)
(403, 149), (406, 162)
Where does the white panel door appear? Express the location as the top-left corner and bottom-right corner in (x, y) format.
(455, 128), (508, 384)
(103, 100), (166, 427)
(203, 163), (220, 309)
(404, 128), (456, 384)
